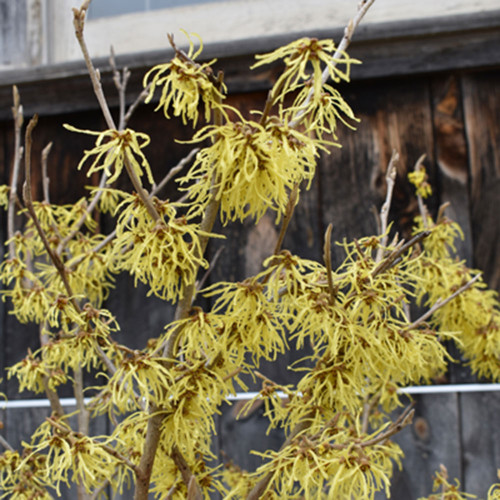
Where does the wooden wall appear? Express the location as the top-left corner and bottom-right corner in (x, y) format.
(0, 62), (499, 499)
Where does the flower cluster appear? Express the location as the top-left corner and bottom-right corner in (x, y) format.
(410, 215), (500, 380)
(0, 449), (51, 500)
(24, 417), (130, 496)
(418, 465), (479, 500)
(64, 125), (154, 186)
(252, 37), (359, 104)
(179, 118), (319, 223)
(408, 167), (432, 198)
(109, 193), (213, 301)
(143, 32), (226, 126)
(247, 416), (403, 500)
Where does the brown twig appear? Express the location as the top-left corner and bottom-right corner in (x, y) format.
(360, 404), (415, 448)
(196, 244), (224, 291)
(72, 4), (116, 130)
(124, 84), (152, 125)
(135, 81), (226, 500)
(0, 434), (14, 452)
(134, 408), (164, 499)
(153, 148), (199, 195)
(361, 392), (381, 434)
(375, 149), (399, 262)
(172, 445), (203, 500)
(372, 231), (430, 278)
(8, 85), (24, 259)
(22, 116), (124, 404)
(403, 274), (481, 332)
(267, 0), (376, 257)
(246, 419), (310, 500)
(273, 183), (299, 255)
(39, 323), (65, 418)
(40, 142), (53, 204)
(74, 365), (90, 435)
(323, 223), (337, 304)
(23, 116), (79, 309)
(73, 4), (163, 262)
(109, 45), (130, 131)
(122, 155), (161, 222)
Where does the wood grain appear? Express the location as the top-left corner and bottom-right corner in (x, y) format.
(463, 71), (500, 291)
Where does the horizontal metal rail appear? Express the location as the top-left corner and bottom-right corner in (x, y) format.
(2, 384), (500, 410)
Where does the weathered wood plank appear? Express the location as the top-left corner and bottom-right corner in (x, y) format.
(431, 75), (476, 384)
(460, 392), (500, 497)
(458, 70), (500, 498)
(431, 75), (472, 263)
(462, 71), (500, 292)
(319, 77), (436, 254)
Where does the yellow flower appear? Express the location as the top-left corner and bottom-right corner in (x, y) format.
(0, 185), (9, 209)
(109, 193), (214, 301)
(7, 350), (67, 394)
(248, 417), (403, 500)
(418, 465), (478, 499)
(26, 418), (124, 496)
(290, 82), (359, 139)
(86, 186), (127, 215)
(0, 449), (51, 500)
(410, 215), (500, 381)
(0, 257), (54, 324)
(252, 37), (359, 103)
(203, 278), (289, 362)
(64, 125), (154, 185)
(143, 31), (226, 126)
(179, 118), (320, 223)
(408, 168), (432, 198)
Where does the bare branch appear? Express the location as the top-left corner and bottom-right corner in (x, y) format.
(8, 85), (24, 259)
(323, 223), (337, 304)
(72, 4), (116, 130)
(39, 323), (65, 418)
(153, 148), (199, 195)
(196, 245), (224, 291)
(0, 434), (14, 452)
(376, 149), (399, 262)
(361, 405), (415, 448)
(172, 446), (203, 500)
(41, 142), (53, 204)
(56, 172), (108, 255)
(124, 84), (152, 126)
(404, 274), (482, 331)
(109, 45), (131, 131)
(273, 183), (299, 255)
(372, 231), (430, 277)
